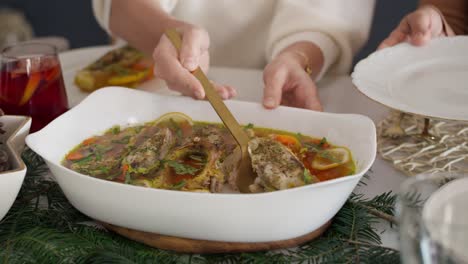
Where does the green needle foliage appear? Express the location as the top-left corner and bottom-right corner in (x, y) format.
(0, 149), (401, 264)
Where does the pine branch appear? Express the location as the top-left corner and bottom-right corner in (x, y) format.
(355, 204), (397, 225)
(350, 192), (398, 225)
(0, 150), (401, 264)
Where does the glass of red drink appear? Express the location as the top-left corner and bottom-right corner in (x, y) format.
(0, 43), (68, 132)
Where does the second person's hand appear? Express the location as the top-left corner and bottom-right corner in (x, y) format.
(152, 22), (236, 100)
(262, 43), (323, 111)
(378, 5), (451, 49)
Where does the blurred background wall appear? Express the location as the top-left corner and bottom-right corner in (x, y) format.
(0, 0), (417, 63)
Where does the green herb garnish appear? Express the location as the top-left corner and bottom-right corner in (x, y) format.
(164, 160), (198, 175)
(317, 150), (340, 163)
(94, 151), (102, 161)
(106, 64), (132, 75)
(133, 126), (143, 134)
(110, 126), (121, 135)
(124, 172), (132, 184)
(319, 137), (328, 147)
(172, 180), (186, 190)
(304, 143), (321, 153)
(97, 166), (110, 174)
(244, 123), (254, 129)
(304, 137), (328, 153)
(106, 171), (121, 180)
(73, 155), (94, 164)
(296, 132), (304, 142)
(303, 169), (314, 184)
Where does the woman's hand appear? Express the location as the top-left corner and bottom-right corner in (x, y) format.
(152, 23), (236, 99)
(263, 43), (323, 111)
(378, 5), (451, 49)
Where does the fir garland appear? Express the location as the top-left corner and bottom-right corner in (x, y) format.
(0, 149), (400, 264)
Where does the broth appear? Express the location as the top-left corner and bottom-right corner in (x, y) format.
(63, 112), (355, 193)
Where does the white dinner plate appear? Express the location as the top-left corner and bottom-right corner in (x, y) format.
(58, 45), (265, 107)
(59, 45), (114, 107)
(352, 36), (468, 121)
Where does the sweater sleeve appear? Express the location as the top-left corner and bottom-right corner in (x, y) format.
(267, 0), (375, 80)
(92, 0), (113, 34)
(92, 0), (178, 34)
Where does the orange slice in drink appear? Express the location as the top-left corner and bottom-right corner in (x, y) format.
(19, 72), (42, 106)
(44, 65), (60, 82)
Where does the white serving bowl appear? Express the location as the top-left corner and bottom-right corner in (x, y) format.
(26, 87), (376, 243)
(0, 116), (31, 221)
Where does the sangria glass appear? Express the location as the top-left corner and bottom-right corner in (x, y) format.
(0, 43), (68, 132)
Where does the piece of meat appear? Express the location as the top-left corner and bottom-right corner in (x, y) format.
(154, 141), (225, 192)
(220, 146), (242, 191)
(69, 127), (139, 178)
(122, 127), (174, 176)
(248, 137), (307, 191)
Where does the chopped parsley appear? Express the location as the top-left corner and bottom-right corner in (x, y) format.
(133, 126), (143, 133)
(296, 132), (304, 142)
(94, 151), (102, 161)
(109, 126), (121, 135)
(244, 123), (254, 129)
(93, 145), (113, 161)
(72, 155), (93, 164)
(317, 150), (340, 163)
(98, 166), (110, 174)
(106, 171), (121, 180)
(304, 137), (328, 153)
(124, 172), (132, 184)
(303, 169), (315, 184)
(164, 160), (199, 175)
(172, 180), (186, 190)
(319, 137), (328, 147)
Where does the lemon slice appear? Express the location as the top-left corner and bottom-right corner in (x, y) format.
(74, 70), (95, 92)
(154, 112), (194, 126)
(107, 70), (149, 86)
(311, 147), (350, 170)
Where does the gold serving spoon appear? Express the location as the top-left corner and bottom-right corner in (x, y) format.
(164, 29), (255, 193)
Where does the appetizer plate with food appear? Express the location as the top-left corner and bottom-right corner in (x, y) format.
(60, 45), (155, 107)
(0, 115), (31, 221)
(26, 87), (376, 242)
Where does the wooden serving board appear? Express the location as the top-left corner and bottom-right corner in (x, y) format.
(101, 221), (331, 254)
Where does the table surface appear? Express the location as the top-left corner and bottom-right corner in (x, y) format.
(63, 62), (405, 249)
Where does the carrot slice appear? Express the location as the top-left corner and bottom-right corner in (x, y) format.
(131, 62), (149, 71)
(122, 164), (129, 174)
(82, 137), (97, 146)
(19, 72), (42, 106)
(66, 151), (84, 161)
(274, 134), (299, 147)
(116, 164), (129, 182)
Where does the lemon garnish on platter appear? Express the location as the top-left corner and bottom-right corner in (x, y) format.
(154, 112), (194, 126)
(312, 147), (350, 170)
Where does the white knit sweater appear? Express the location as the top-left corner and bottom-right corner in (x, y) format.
(93, 0), (375, 80)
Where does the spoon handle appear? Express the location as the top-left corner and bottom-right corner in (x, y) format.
(164, 29), (250, 151)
